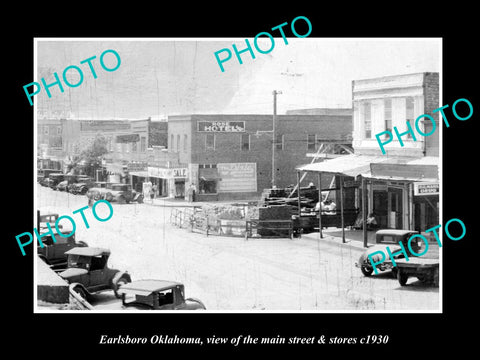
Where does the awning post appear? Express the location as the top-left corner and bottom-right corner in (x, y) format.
(362, 176), (368, 248)
(339, 174), (345, 243)
(318, 172), (323, 238)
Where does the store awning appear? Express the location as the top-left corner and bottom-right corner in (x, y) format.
(129, 171), (148, 178)
(362, 156), (439, 182)
(296, 154), (388, 177)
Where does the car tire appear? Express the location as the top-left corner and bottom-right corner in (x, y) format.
(391, 268), (398, 279)
(397, 270), (409, 286)
(360, 262), (373, 277)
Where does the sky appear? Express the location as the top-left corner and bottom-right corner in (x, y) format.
(35, 38), (441, 120)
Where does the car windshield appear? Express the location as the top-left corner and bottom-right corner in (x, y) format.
(68, 255), (91, 270)
(378, 235), (398, 244)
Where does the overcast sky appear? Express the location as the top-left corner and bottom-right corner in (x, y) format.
(35, 38), (441, 120)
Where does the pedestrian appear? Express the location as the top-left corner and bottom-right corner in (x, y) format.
(149, 187), (155, 203)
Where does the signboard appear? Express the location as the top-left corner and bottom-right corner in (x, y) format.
(413, 182), (439, 196)
(148, 167), (188, 179)
(116, 134), (140, 143)
(127, 161), (148, 171)
(217, 163), (257, 193)
(197, 121), (245, 132)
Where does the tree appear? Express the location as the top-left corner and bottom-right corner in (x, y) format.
(70, 134), (109, 178)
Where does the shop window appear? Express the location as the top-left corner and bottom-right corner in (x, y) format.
(384, 98), (392, 132)
(276, 134), (284, 150)
(307, 134), (316, 151)
(364, 102), (371, 138)
(241, 133), (250, 151)
(206, 134), (215, 151)
(199, 179), (217, 194)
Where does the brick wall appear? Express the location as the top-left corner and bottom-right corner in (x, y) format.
(423, 72), (440, 157)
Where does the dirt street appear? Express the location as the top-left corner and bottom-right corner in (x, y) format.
(36, 184), (440, 311)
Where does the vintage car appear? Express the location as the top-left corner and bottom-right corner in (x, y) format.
(37, 213), (88, 269)
(69, 176), (95, 195)
(118, 279), (206, 310)
(86, 183), (144, 204)
(56, 180), (69, 191)
(356, 229), (422, 277)
(48, 173), (65, 189)
(59, 247), (131, 299)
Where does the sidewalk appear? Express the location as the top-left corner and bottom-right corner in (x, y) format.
(300, 228), (377, 252)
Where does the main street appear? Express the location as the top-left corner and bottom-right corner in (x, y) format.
(36, 184), (440, 311)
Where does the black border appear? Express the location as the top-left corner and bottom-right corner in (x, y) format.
(8, 4), (478, 355)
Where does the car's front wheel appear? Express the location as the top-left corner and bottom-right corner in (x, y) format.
(360, 261), (373, 276)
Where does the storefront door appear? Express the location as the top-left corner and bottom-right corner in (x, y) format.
(388, 187), (403, 229)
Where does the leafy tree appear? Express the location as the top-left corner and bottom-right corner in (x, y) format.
(69, 134), (108, 177)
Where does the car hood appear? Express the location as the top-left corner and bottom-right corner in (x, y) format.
(359, 244), (401, 262)
(59, 268), (88, 279)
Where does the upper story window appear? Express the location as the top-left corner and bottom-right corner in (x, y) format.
(384, 98), (392, 133)
(205, 134), (215, 151)
(183, 134), (187, 151)
(276, 134), (284, 150)
(307, 134), (316, 151)
(405, 97), (415, 138)
(364, 102), (371, 138)
(176, 134), (180, 152)
(140, 136), (146, 152)
(241, 133), (250, 151)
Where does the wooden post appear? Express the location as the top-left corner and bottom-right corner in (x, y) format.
(317, 172), (323, 239)
(296, 171), (302, 238)
(339, 174), (345, 243)
(362, 176), (368, 248)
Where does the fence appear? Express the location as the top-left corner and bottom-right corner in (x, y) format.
(169, 206), (293, 240)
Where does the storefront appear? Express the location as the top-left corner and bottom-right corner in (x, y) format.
(413, 181), (439, 232)
(147, 166), (188, 198)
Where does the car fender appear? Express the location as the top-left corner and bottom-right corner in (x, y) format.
(69, 282), (91, 296)
(111, 271), (131, 290)
(185, 297), (206, 310)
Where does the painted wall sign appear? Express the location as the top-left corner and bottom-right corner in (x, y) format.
(217, 162), (257, 193)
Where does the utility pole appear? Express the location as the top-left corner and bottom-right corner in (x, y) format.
(272, 90), (282, 188)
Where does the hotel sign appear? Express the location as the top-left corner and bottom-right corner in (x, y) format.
(197, 121), (245, 132)
(413, 182), (439, 196)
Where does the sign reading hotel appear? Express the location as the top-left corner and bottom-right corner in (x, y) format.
(413, 182), (439, 196)
(217, 163), (256, 193)
(197, 121), (245, 132)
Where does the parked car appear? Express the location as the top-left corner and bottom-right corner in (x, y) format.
(69, 176), (95, 195)
(86, 183), (144, 205)
(118, 279), (206, 310)
(59, 247), (131, 300)
(56, 180), (69, 191)
(48, 173), (65, 190)
(355, 229), (422, 277)
(37, 231), (88, 270)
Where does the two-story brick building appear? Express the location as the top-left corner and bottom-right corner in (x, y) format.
(165, 112), (352, 201)
(298, 72), (439, 234)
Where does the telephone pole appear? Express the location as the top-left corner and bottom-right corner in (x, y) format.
(272, 90), (282, 187)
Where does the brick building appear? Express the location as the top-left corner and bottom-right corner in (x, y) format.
(166, 112), (352, 201)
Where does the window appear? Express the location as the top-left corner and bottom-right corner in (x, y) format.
(384, 98), (392, 132)
(132, 141), (137, 152)
(57, 126), (62, 135)
(183, 134), (187, 151)
(205, 134), (215, 150)
(241, 133), (250, 151)
(307, 134), (316, 151)
(405, 97), (415, 138)
(44, 126), (49, 135)
(140, 136), (146, 152)
(364, 102), (371, 138)
(276, 134), (284, 150)
(170, 134), (174, 150)
(199, 179), (217, 194)
(176, 134), (180, 152)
